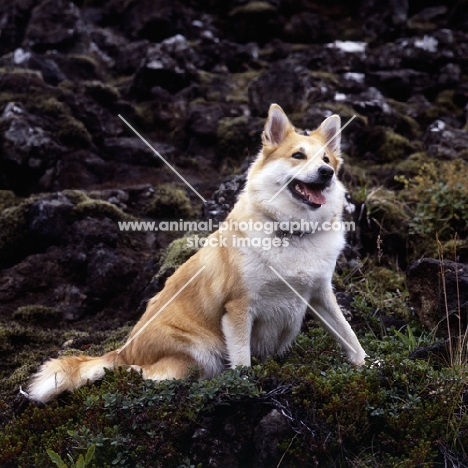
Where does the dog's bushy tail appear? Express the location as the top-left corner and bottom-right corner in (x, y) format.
(27, 351), (123, 403)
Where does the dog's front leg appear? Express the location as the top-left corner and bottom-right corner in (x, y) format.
(222, 299), (252, 367)
(310, 290), (367, 366)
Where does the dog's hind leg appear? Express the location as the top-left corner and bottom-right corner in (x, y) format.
(130, 355), (198, 381)
(309, 290), (367, 365)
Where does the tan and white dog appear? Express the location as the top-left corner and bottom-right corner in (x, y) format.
(27, 104), (366, 403)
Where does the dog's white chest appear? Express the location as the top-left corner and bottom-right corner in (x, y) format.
(239, 240), (326, 360)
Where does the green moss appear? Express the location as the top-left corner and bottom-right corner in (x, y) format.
(39, 96), (68, 116)
(403, 159), (468, 257)
(214, 70), (261, 104)
(13, 305), (61, 323)
(61, 189), (91, 205)
(57, 116), (92, 147)
(362, 187), (410, 232)
(229, 1), (277, 16)
(83, 80), (120, 105)
(152, 236), (200, 286)
(391, 151), (429, 178)
(0, 201), (30, 266)
(0, 88), (93, 149)
(65, 326), (132, 358)
(309, 71), (340, 86)
(145, 183), (196, 219)
(0, 67), (43, 81)
(161, 236), (199, 269)
(317, 102), (366, 122)
(0, 191), (19, 211)
(67, 54), (101, 79)
(374, 128), (413, 163)
(441, 238), (468, 260)
(216, 116), (249, 162)
(72, 198), (132, 222)
(435, 89), (463, 117)
(1, 317), (468, 466)
(133, 102), (155, 130)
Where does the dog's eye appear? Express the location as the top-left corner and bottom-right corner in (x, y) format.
(323, 155), (330, 163)
(292, 152), (306, 160)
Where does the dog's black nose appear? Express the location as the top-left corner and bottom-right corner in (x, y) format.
(318, 165), (334, 179)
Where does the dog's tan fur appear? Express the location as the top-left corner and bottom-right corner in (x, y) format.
(27, 104), (366, 403)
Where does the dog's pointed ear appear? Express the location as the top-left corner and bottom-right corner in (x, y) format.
(262, 104), (293, 146)
(319, 115), (341, 153)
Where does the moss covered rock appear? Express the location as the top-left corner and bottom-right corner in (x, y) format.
(0, 201), (30, 267)
(13, 305), (61, 323)
(145, 183), (196, 219)
(216, 116), (249, 163)
(366, 127), (414, 163)
(0, 190), (18, 211)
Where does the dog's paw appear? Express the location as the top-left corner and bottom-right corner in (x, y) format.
(348, 351), (368, 367)
(127, 364), (143, 374)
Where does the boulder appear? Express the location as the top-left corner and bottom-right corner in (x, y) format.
(131, 35), (199, 97)
(248, 61), (309, 116)
(424, 120), (468, 161)
(407, 258), (468, 334)
(23, 0), (87, 52)
(0, 102), (64, 193)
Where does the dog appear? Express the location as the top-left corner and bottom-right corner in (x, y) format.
(27, 104), (366, 403)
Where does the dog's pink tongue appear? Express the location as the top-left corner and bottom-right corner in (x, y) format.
(309, 189), (326, 205)
(305, 187), (326, 205)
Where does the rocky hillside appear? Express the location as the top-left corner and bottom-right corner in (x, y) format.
(1, 1), (468, 466)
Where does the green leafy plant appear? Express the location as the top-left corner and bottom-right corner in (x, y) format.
(406, 160), (468, 256)
(47, 444), (95, 468)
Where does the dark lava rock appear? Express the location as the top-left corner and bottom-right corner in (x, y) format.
(424, 120), (468, 161)
(1, 49), (68, 86)
(86, 246), (138, 305)
(360, 0), (409, 39)
(54, 283), (88, 321)
(24, 0), (87, 52)
(407, 258), (468, 334)
(202, 173), (246, 223)
(187, 101), (228, 149)
(131, 35), (199, 97)
(305, 41), (367, 73)
(0, 0), (35, 56)
(28, 193), (74, 244)
(53, 150), (108, 190)
(368, 69), (433, 101)
(283, 11), (333, 43)
(248, 61), (309, 116)
(253, 409), (295, 467)
(226, 0), (282, 43)
(102, 137), (168, 167)
(90, 27), (148, 75)
(410, 339), (451, 362)
(0, 102), (64, 193)
(115, 0), (195, 43)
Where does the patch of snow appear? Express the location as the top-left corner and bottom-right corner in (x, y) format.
(414, 35), (438, 52)
(343, 72), (365, 83)
(430, 120), (446, 132)
(327, 41), (367, 53)
(147, 59), (164, 70)
(13, 48), (31, 65)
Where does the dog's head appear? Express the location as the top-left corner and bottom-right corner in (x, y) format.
(247, 104), (345, 221)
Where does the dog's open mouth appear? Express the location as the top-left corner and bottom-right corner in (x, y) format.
(289, 179), (327, 207)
